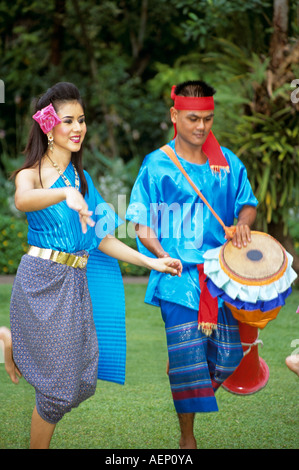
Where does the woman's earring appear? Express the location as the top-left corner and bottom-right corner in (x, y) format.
(47, 133), (54, 152)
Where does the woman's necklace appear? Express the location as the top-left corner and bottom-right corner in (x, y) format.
(47, 154), (80, 191)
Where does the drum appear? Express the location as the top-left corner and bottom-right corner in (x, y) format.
(203, 231), (297, 328)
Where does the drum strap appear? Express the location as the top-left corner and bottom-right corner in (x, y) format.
(160, 144), (236, 240)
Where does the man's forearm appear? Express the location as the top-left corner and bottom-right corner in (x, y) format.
(236, 205), (257, 228)
(134, 224), (169, 258)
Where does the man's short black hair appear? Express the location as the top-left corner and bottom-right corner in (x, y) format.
(175, 80), (216, 97)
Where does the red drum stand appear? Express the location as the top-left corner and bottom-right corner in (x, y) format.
(222, 322), (269, 394)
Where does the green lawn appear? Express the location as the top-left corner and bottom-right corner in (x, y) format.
(0, 281), (298, 449)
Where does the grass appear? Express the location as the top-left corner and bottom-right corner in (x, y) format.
(0, 281), (298, 449)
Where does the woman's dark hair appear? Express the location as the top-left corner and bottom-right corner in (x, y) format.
(12, 82), (88, 197)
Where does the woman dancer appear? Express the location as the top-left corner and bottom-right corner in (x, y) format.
(9, 82), (182, 449)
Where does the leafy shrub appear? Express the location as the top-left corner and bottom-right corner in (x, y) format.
(0, 215), (28, 274)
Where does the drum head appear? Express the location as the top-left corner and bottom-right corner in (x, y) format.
(219, 231), (288, 286)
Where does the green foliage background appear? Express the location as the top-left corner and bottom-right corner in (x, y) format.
(0, 0), (298, 274)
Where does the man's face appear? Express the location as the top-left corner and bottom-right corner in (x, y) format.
(170, 108), (214, 147)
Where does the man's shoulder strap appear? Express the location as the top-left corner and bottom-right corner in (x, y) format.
(159, 144), (234, 238)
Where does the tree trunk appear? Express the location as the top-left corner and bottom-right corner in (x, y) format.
(50, 0), (66, 66)
(266, 0), (299, 278)
(269, 0), (289, 69)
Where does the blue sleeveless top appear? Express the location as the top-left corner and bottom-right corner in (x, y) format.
(26, 161), (121, 252)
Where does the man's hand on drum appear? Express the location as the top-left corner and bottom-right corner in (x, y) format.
(233, 205), (257, 249)
(232, 223), (252, 248)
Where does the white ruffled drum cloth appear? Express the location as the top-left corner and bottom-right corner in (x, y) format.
(203, 232), (297, 328)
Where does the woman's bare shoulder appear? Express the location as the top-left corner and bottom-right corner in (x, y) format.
(15, 166), (40, 189)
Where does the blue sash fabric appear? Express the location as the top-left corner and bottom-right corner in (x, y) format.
(87, 249), (126, 385)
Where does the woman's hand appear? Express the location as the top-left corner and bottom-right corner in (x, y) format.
(65, 187), (95, 233)
(99, 234), (182, 276)
(144, 256), (183, 277)
(14, 167), (95, 234)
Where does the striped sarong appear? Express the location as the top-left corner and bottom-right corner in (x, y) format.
(10, 253), (99, 424)
(160, 300), (243, 414)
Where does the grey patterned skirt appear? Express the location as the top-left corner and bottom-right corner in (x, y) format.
(10, 253), (99, 424)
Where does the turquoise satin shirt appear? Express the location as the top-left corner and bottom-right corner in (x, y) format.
(126, 140), (258, 310)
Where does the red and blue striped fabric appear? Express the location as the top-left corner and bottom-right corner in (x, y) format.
(161, 300), (243, 413)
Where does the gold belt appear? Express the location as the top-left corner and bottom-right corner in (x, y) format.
(27, 245), (89, 269)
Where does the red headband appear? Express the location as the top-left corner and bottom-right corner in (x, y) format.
(171, 85), (214, 111)
(171, 85), (229, 173)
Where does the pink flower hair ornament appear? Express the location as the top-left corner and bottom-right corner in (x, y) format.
(32, 103), (62, 134)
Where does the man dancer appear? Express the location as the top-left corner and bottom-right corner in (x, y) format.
(126, 81), (258, 448)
